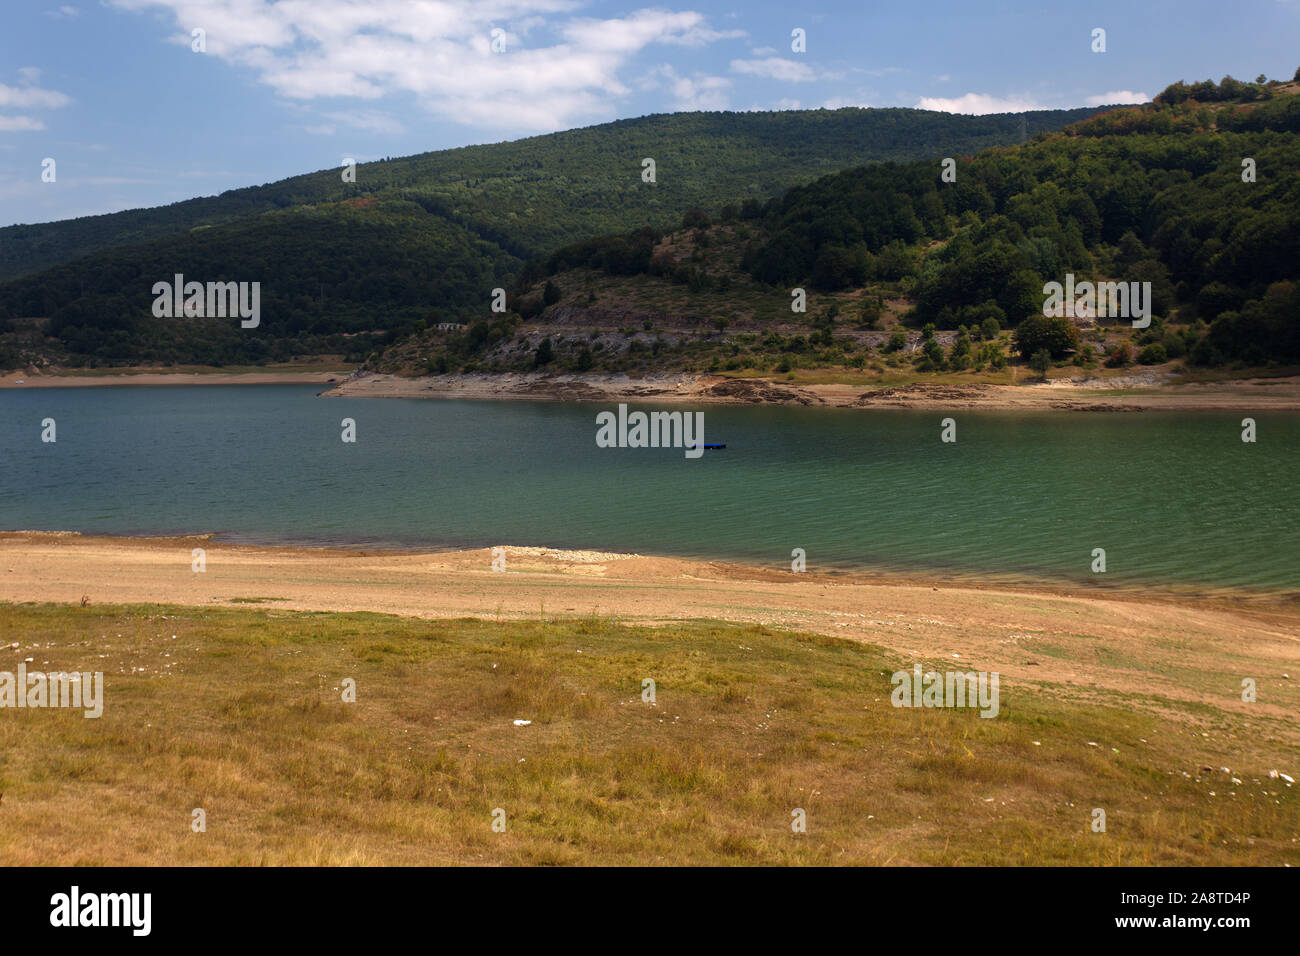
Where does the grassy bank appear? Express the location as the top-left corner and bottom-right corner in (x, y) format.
(0, 602), (1294, 865)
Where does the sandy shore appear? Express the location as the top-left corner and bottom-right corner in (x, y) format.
(4, 366), (1299, 409)
(0, 370), (342, 388)
(321, 370), (1300, 411)
(2, 532), (1297, 723)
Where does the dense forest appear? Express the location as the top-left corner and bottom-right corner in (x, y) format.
(5, 76), (1300, 375)
(495, 75), (1300, 372)
(0, 106), (1104, 367)
(2, 201), (515, 365)
(0, 106), (1100, 283)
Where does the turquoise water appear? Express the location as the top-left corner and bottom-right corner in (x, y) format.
(0, 385), (1295, 592)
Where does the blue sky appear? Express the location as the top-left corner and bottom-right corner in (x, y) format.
(2, 0), (1297, 227)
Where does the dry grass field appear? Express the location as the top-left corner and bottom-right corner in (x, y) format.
(1, 601), (1295, 865)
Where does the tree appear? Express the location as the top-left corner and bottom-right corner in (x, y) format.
(542, 280), (562, 306)
(575, 346), (594, 371)
(681, 208), (711, 230)
(860, 297), (883, 329)
(1012, 314), (1079, 359)
(1105, 342), (1134, 367)
(980, 316), (1001, 341)
(534, 337), (554, 367)
(949, 334), (973, 370)
(1137, 343), (1167, 365)
(1029, 348), (1052, 379)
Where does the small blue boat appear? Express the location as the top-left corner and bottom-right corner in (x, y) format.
(688, 443), (727, 449)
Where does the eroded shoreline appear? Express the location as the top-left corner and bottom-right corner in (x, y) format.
(3, 531), (1297, 725)
(4, 367), (1300, 411)
(321, 370), (1300, 412)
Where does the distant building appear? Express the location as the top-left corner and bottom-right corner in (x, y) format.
(435, 323), (465, 331)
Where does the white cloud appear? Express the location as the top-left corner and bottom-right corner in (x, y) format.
(730, 56), (816, 82)
(647, 65), (730, 110)
(319, 109), (406, 134)
(79, 176), (164, 185)
(0, 115), (47, 131)
(1085, 90), (1149, 106)
(0, 83), (72, 109)
(563, 9), (741, 50)
(916, 92), (1044, 114)
(46, 5), (80, 17)
(822, 95), (873, 109)
(109, 1), (741, 132)
(851, 66), (900, 78)
(0, 78), (72, 133)
(750, 45), (775, 56)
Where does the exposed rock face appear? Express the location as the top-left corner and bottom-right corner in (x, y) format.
(853, 383), (994, 407)
(703, 377), (821, 405)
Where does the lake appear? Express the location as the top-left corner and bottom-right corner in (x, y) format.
(1, 385), (1295, 593)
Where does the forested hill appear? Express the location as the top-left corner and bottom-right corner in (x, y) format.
(0, 106), (1100, 283)
(736, 78), (1300, 366)
(382, 74), (1297, 379)
(0, 105), (1104, 368)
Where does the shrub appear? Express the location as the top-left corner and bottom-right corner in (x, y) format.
(681, 208), (711, 230)
(1137, 343), (1167, 365)
(948, 334), (973, 370)
(1104, 342), (1134, 367)
(1029, 349), (1052, 379)
(921, 338), (945, 368)
(1013, 314), (1080, 359)
(1161, 330), (1188, 358)
(534, 337), (554, 367)
(860, 298), (883, 329)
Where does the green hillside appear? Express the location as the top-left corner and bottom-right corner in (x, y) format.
(382, 76), (1297, 379)
(0, 106), (1104, 368)
(0, 107), (1100, 283)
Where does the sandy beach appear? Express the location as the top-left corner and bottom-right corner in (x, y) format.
(321, 370), (1300, 411)
(3, 531), (1297, 730)
(0, 369), (343, 388)
(4, 366), (1299, 410)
